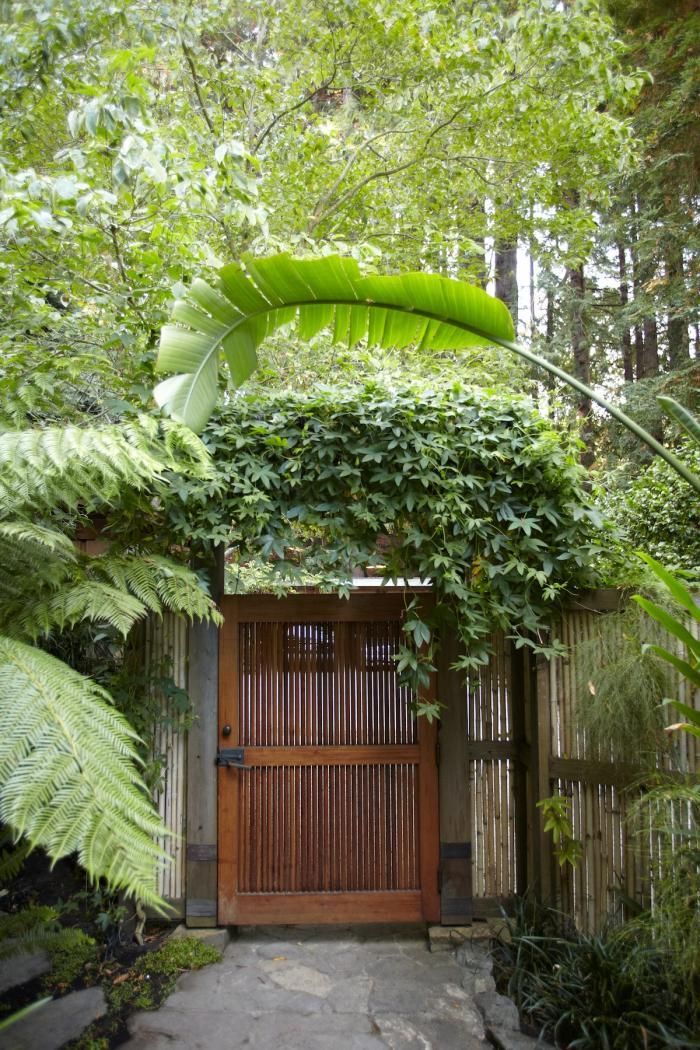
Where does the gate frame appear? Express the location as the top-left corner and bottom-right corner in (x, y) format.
(184, 578), (441, 927)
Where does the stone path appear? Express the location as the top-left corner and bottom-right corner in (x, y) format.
(125, 926), (491, 1050)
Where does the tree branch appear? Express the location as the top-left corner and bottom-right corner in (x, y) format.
(181, 38), (215, 135)
(252, 65), (338, 154)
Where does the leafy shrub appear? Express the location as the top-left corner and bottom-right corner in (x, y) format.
(491, 900), (699, 1049)
(170, 379), (604, 696)
(599, 440), (700, 579)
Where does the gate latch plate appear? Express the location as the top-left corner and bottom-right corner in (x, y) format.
(216, 747), (246, 768)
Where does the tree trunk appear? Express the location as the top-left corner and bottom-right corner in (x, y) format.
(495, 239), (518, 326)
(640, 316), (660, 378)
(666, 243), (690, 369)
(632, 198), (659, 380)
(617, 244), (634, 383)
(546, 287), (555, 345)
(567, 263), (594, 467)
(542, 284), (556, 395)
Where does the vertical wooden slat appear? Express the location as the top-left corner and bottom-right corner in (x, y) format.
(217, 600), (239, 919)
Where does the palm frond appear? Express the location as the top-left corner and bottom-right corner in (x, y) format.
(0, 637), (168, 910)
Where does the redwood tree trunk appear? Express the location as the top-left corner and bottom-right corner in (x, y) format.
(567, 262), (594, 467)
(666, 243), (690, 369)
(495, 239), (518, 326)
(618, 244), (634, 383)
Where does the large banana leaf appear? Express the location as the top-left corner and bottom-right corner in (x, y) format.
(154, 253), (700, 491)
(154, 253), (515, 433)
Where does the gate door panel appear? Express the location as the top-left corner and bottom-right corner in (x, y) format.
(218, 594), (439, 924)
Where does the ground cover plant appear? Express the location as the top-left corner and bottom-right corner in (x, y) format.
(490, 898), (700, 1049)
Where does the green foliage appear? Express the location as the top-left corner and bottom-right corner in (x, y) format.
(0, 415), (211, 513)
(571, 605), (672, 763)
(491, 899), (699, 1048)
(171, 379), (602, 686)
(154, 253), (515, 431)
(0, 416), (219, 908)
(627, 775), (700, 1034)
(0, 828), (30, 883)
(0, 904), (91, 980)
(0, 0), (643, 438)
(44, 931), (98, 992)
(0, 638), (169, 910)
(600, 442), (700, 578)
(155, 254), (700, 492)
(536, 795), (583, 868)
(0, 998), (52, 1034)
(632, 554), (700, 742)
(106, 936), (222, 1013)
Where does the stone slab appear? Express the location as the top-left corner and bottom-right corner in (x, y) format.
(0, 951), (51, 995)
(124, 926), (494, 1049)
(487, 1025), (547, 1049)
(168, 924), (231, 953)
(427, 925), (473, 952)
(0, 986), (106, 1050)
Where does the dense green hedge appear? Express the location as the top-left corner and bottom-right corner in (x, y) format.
(168, 380), (603, 703)
(600, 441), (700, 579)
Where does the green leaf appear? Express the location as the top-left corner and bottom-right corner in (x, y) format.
(633, 595), (700, 658)
(657, 396), (700, 448)
(154, 253), (515, 431)
(638, 552), (700, 621)
(153, 260), (700, 493)
(0, 637), (169, 910)
(644, 645), (700, 688)
(661, 698), (700, 728)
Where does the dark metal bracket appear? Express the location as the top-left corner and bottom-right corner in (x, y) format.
(216, 747), (248, 769)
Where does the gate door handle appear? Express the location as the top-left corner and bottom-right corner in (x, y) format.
(216, 747), (249, 769)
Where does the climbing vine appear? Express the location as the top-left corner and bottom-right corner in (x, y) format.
(166, 380), (604, 705)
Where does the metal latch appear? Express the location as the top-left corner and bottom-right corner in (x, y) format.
(216, 747), (248, 768)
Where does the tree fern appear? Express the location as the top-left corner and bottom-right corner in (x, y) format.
(0, 415), (212, 515)
(0, 550), (221, 640)
(0, 416), (220, 908)
(0, 638), (168, 910)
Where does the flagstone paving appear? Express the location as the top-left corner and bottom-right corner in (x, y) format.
(124, 925), (492, 1050)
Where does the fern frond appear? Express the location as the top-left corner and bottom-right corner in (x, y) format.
(0, 831), (30, 883)
(0, 544), (220, 640)
(0, 637), (169, 910)
(0, 522), (77, 556)
(0, 907), (88, 960)
(0, 416), (212, 516)
(102, 555), (222, 624)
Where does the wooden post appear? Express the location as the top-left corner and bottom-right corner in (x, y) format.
(510, 643), (529, 898)
(437, 630), (473, 924)
(185, 547), (224, 927)
(528, 650), (553, 902)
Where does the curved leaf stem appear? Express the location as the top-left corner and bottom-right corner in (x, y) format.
(493, 337), (700, 493)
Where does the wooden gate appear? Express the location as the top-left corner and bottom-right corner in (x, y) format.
(218, 593), (439, 924)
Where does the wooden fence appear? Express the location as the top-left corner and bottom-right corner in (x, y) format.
(141, 614), (188, 911)
(439, 590), (699, 931)
(148, 590), (698, 929)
